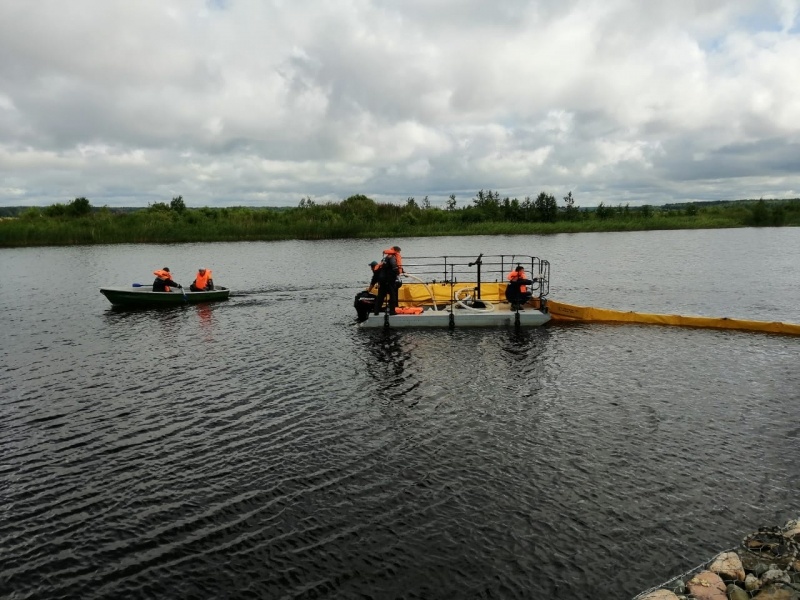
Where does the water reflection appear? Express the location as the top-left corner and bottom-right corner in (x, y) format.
(196, 304), (214, 341)
(362, 329), (409, 383)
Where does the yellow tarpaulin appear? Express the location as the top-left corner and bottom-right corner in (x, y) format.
(547, 300), (800, 336)
(397, 281), (509, 305)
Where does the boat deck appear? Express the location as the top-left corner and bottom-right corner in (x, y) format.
(358, 303), (551, 328)
(356, 253), (551, 329)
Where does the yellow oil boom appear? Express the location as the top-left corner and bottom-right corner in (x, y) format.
(547, 300), (800, 336)
(384, 254), (800, 336)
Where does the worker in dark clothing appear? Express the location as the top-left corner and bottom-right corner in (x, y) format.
(354, 261), (381, 321)
(152, 267), (182, 292)
(373, 254), (400, 315)
(505, 265), (536, 309)
(368, 261), (381, 292)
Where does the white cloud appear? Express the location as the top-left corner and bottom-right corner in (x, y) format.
(0, 0), (798, 208)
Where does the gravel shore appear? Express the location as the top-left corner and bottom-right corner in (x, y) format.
(635, 518), (800, 600)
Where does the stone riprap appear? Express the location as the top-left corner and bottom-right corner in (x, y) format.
(635, 518), (800, 600)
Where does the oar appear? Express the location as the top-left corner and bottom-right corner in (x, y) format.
(180, 285), (188, 302)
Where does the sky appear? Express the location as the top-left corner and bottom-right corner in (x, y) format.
(1, 1), (799, 209)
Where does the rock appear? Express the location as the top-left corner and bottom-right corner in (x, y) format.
(709, 551), (746, 581)
(762, 569), (792, 586)
(726, 583), (749, 600)
(638, 590), (680, 600)
(782, 519), (800, 541)
(747, 572), (764, 591)
(686, 571), (726, 600)
(752, 583), (799, 599)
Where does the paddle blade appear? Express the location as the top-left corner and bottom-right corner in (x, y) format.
(132, 283), (144, 287)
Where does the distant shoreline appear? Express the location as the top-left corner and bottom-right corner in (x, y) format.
(1, 196), (798, 248)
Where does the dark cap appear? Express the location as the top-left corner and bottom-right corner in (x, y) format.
(369, 261), (379, 267)
(163, 267), (170, 272)
(392, 246), (401, 252)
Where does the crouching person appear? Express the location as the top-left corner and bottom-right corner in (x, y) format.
(505, 264), (536, 309)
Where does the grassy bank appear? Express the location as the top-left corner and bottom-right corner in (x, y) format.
(1, 194), (798, 247)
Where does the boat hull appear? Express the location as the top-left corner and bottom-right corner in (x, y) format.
(100, 286), (230, 307)
(358, 304), (551, 328)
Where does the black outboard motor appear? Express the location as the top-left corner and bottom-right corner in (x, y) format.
(354, 291), (377, 321)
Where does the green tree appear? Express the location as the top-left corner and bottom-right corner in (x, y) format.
(44, 203), (68, 217)
(472, 189), (501, 220)
(771, 204), (786, 226)
(446, 194), (457, 211)
(595, 202), (613, 220)
(562, 191), (579, 221)
(749, 199), (769, 225)
(170, 195), (186, 213)
(68, 197), (92, 216)
(534, 192), (558, 222)
(339, 194), (378, 221)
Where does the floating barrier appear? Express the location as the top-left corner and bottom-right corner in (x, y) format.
(547, 300), (800, 336)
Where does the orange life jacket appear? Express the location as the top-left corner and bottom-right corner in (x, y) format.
(383, 248), (403, 273)
(507, 269), (527, 294)
(194, 269), (212, 290)
(394, 306), (423, 315)
(154, 269), (173, 292)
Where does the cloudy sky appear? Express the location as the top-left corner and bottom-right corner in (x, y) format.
(1, 0), (799, 209)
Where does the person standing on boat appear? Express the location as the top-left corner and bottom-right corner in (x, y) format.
(373, 253), (400, 315)
(505, 264), (534, 309)
(190, 268), (214, 292)
(383, 246), (404, 275)
(152, 267), (182, 292)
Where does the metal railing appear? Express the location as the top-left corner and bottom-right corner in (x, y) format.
(400, 254), (550, 299)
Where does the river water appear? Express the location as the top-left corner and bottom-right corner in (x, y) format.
(1, 228), (799, 599)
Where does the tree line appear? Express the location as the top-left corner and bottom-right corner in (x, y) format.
(1, 192), (798, 247)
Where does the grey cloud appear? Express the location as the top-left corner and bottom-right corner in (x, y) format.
(0, 0), (798, 208)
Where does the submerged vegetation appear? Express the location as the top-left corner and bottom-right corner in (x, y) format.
(0, 192), (798, 247)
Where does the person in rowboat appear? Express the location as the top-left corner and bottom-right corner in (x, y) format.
(190, 268), (214, 292)
(152, 267), (182, 292)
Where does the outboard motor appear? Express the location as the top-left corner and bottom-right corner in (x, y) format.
(354, 291), (377, 322)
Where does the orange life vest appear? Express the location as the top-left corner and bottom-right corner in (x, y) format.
(394, 306), (423, 315)
(154, 269), (173, 292)
(383, 248), (403, 273)
(507, 269), (527, 294)
(194, 269), (212, 290)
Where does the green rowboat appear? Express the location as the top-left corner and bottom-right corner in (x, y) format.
(100, 285), (230, 307)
